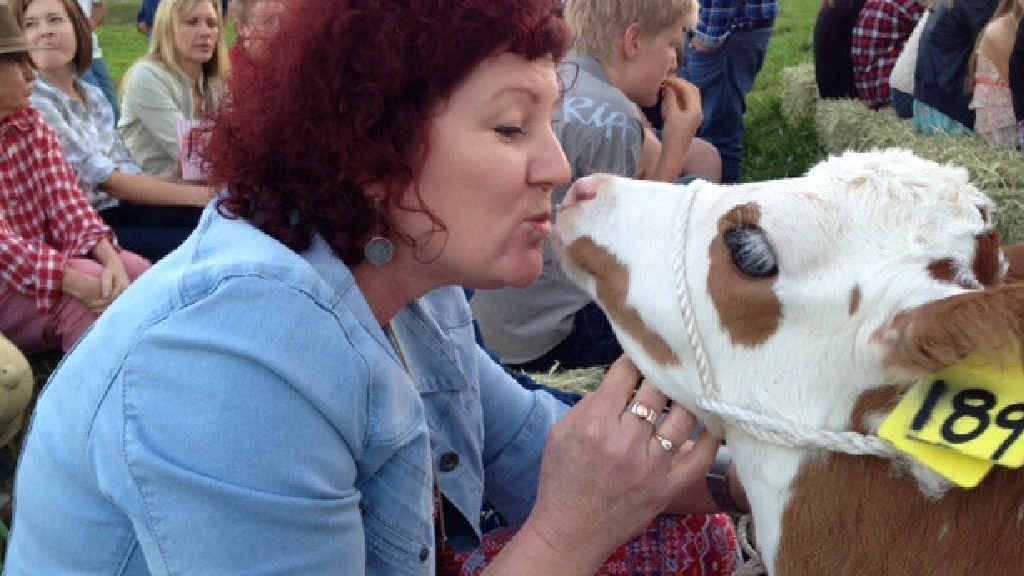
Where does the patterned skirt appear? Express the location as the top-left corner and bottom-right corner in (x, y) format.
(446, 514), (739, 576)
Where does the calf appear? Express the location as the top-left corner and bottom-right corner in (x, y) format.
(553, 149), (1024, 575)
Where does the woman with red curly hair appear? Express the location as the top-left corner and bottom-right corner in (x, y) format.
(8, 1), (743, 574)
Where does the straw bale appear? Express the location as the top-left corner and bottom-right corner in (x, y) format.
(815, 99), (1024, 242)
(780, 63), (818, 126)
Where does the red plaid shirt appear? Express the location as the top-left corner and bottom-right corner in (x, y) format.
(851, 0), (927, 109)
(0, 108), (112, 312)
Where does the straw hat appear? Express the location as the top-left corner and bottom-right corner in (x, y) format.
(0, 0), (27, 56)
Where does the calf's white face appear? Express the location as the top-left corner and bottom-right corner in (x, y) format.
(553, 150), (1001, 436)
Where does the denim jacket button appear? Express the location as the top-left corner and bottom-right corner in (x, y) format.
(419, 547), (430, 562)
(438, 452), (460, 472)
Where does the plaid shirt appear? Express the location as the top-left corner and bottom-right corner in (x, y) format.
(693, 0), (780, 48)
(851, 0), (927, 109)
(32, 77), (141, 212)
(0, 108), (112, 312)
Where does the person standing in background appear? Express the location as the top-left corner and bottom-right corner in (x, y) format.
(681, 0), (778, 183)
(136, 0), (159, 35)
(74, 0), (116, 119)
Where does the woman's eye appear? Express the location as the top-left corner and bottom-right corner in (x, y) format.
(495, 126), (525, 138)
(724, 227), (778, 278)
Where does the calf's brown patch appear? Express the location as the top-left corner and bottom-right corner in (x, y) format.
(973, 230), (1001, 287)
(566, 237), (681, 366)
(706, 203), (782, 347)
(776, 387), (1024, 575)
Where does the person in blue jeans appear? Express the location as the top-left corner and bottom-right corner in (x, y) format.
(682, 0), (778, 184)
(75, 0), (118, 121)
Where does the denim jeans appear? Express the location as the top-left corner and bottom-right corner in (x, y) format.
(682, 26), (774, 184)
(100, 202), (202, 262)
(81, 57), (119, 123)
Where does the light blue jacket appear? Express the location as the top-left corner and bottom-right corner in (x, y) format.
(6, 204), (569, 575)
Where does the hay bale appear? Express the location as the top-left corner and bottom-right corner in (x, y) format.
(815, 99), (1024, 243)
(780, 63), (818, 127)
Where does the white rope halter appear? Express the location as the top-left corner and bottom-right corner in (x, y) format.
(670, 187), (898, 459)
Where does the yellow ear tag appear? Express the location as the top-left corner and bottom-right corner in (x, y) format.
(905, 354), (1024, 468)
(879, 379), (994, 489)
(879, 351), (1024, 488)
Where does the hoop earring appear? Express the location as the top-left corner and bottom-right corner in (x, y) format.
(364, 201), (394, 267)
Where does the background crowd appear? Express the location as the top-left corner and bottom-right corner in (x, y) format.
(815, 0), (1024, 151)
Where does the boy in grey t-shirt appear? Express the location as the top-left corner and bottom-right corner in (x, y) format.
(472, 0), (718, 370)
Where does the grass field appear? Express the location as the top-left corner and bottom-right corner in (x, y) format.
(97, 0), (823, 182)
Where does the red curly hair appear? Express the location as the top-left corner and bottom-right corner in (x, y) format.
(207, 0), (572, 265)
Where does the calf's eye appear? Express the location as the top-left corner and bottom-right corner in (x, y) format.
(725, 227), (778, 278)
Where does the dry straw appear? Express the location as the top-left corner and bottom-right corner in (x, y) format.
(780, 64), (1024, 243)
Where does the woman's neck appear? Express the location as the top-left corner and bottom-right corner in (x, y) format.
(41, 65), (79, 100)
(352, 257), (443, 328)
(180, 59), (203, 85)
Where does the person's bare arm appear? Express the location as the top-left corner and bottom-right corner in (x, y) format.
(638, 126), (662, 180)
(103, 172), (214, 208)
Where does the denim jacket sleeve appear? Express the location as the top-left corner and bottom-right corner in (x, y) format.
(97, 275), (372, 574)
(477, 345), (570, 526)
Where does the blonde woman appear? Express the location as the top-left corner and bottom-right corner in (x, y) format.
(118, 0), (228, 179)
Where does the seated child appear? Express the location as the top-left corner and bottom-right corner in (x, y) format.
(968, 0), (1022, 149)
(914, 0), (998, 134)
(0, 37), (148, 354)
(889, 7), (931, 118)
(472, 0), (717, 371)
(850, 0), (927, 111)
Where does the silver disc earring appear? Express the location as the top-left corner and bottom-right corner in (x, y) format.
(364, 235), (395, 266)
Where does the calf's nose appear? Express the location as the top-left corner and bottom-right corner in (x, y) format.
(562, 175), (605, 210)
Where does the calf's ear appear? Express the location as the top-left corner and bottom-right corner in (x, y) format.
(880, 285), (1024, 378)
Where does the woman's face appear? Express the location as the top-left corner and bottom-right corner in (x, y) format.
(389, 53), (571, 290)
(22, 0), (77, 73)
(239, 0), (284, 54)
(173, 0), (219, 69)
(0, 55), (35, 119)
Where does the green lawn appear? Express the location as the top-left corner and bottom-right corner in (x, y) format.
(98, 0), (823, 182)
(742, 0), (822, 181)
(97, 0), (149, 86)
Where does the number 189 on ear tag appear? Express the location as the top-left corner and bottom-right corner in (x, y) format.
(906, 356), (1024, 469)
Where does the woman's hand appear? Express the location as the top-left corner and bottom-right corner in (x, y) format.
(491, 356), (720, 575)
(61, 267), (112, 314)
(100, 256), (130, 301)
(92, 239), (131, 301)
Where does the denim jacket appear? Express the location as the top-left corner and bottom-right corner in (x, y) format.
(6, 204), (569, 575)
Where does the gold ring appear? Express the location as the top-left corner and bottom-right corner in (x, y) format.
(627, 401), (659, 426)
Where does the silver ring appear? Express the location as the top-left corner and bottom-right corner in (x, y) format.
(627, 401), (659, 426)
(655, 434), (676, 453)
